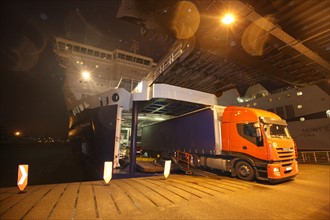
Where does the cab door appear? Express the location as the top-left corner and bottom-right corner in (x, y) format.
(233, 122), (268, 160)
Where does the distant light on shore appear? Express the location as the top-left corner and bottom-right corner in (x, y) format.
(14, 131), (22, 137)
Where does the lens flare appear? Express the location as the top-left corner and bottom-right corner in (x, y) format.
(82, 71), (90, 80)
(221, 14), (235, 24)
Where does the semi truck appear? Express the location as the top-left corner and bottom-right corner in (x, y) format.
(141, 105), (299, 182)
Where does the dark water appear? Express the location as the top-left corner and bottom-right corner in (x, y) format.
(0, 142), (92, 187)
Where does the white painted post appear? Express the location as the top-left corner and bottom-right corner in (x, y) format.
(164, 160), (171, 179)
(103, 161), (113, 184)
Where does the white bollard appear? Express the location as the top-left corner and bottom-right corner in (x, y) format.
(164, 160), (171, 179)
(103, 161), (113, 184)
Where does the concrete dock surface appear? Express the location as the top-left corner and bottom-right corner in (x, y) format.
(0, 164), (329, 219)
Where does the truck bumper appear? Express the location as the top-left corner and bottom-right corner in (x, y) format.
(267, 160), (299, 181)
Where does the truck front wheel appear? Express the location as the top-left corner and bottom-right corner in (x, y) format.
(236, 161), (255, 181)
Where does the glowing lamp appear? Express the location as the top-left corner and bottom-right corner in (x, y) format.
(82, 71), (91, 80)
(17, 164), (29, 191)
(164, 160), (171, 179)
(14, 131), (22, 137)
(103, 161), (113, 184)
(221, 14), (235, 25)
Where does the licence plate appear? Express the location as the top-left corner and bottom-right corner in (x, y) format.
(285, 166), (292, 171)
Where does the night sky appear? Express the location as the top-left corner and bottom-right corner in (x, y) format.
(0, 0), (169, 139)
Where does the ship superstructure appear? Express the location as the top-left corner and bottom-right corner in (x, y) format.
(54, 37), (156, 113)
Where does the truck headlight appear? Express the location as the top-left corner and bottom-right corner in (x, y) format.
(273, 167), (281, 176)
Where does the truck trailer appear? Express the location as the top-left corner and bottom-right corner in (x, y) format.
(141, 105), (299, 182)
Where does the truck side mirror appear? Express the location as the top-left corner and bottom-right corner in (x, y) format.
(256, 127), (261, 137)
(255, 128), (263, 146)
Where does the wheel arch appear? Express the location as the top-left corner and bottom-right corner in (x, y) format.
(231, 156), (257, 177)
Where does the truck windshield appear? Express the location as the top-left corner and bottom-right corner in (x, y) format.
(263, 124), (291, 139)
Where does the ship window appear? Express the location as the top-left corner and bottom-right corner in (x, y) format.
(66, 44), (73, 52)
(58, 41), (65, 51)
(106, 54), (112, 60)
(74, 46), (80, 52)
(118, 53), (125, 59)
(94, 51), (100, 57)
(136, 58), (143, 64)
(143, 60), (151, 66)
(87, 49), (93, 55)
(80, 47), (87, 54)
(100, 53), (106, 59)
(126, 55), (133, 61)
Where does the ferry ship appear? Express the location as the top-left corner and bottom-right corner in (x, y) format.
(53, 37), (157, 170)
(219, 83), (330, 151)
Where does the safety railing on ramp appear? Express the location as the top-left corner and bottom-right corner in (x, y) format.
(297, 151), (330, 164)
(173, 151), (193, 174)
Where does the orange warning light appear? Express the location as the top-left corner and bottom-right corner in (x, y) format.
(17, 164), (29, 191)
(103, 161), (113, 184)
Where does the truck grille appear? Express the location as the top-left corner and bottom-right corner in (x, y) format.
(276, 148), (295, 159)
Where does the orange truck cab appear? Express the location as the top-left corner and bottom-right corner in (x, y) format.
(220, 106), (299, 181)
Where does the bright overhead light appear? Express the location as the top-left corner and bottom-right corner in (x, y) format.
(221, 14), (235, 25)
(154, 117), (165, 121)
(82, 71), (91, 80)
(326, 110), (330, 118)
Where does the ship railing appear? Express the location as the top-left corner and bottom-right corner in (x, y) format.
(297, 151), (330, 164)
(145, 40), (188, 86)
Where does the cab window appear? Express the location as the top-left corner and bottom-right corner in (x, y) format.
(237, 123), (263, 146)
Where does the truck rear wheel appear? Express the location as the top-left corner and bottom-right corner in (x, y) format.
(236, 161), (255, 181)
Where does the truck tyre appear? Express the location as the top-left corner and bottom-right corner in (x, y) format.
(236, 161), (255, 181)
